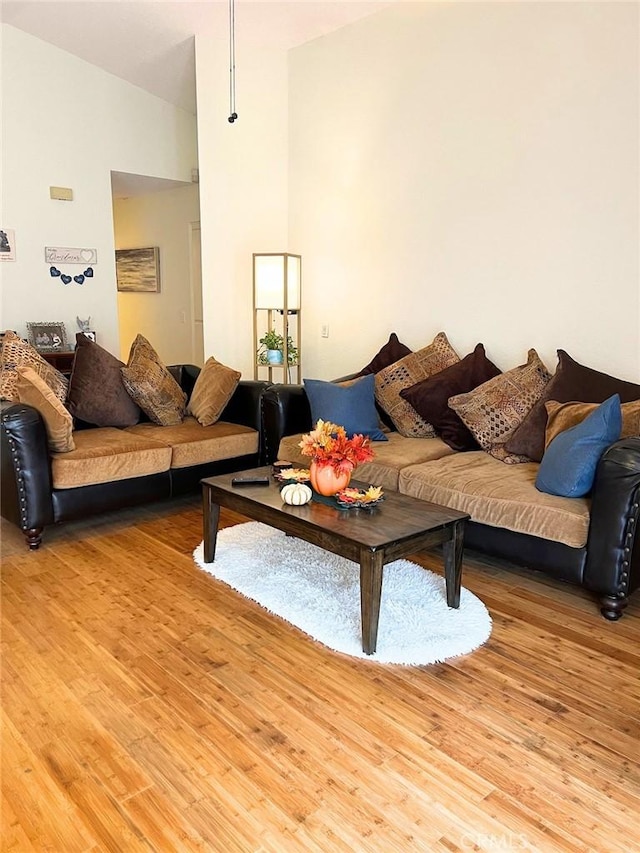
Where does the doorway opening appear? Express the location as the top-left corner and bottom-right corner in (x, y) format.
(111, 170), (203, 365)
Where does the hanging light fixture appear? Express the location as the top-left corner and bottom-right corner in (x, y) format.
(228, 0), (238, 123)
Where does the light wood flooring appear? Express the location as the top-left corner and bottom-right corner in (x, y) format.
(2, 496), (639, 852)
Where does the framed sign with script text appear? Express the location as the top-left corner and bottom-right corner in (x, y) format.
(45, 247), (98, 265)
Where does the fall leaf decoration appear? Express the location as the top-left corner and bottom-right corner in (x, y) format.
(274, 468), (311, 483)
(299, 420), (375, 475)
(335, 485), (385, 509)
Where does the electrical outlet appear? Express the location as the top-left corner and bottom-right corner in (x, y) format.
(321, 323), (329, 338)
(180, 311), (186, 324)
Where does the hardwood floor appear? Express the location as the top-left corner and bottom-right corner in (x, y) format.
(2, 497), (639, 852)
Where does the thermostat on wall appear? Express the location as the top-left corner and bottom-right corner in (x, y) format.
(50, 186), (73, 201)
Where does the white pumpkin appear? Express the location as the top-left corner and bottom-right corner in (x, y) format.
(281, 483), (312, 506)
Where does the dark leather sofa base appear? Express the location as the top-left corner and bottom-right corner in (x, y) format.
(52, 472), (172, 524)
(31, 452), (263, 550)
(465, 521), (629, 620)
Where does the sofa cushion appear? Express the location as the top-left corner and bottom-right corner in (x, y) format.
(277, 431), (456, 491)
(121, 354), (187, 426)
(505, 350), (640, 462)
(187, 356), (241, 426)
(51, 428), (172, 489)
(353, 332), (412, 377)
(125, 417), (259, 468)
(375, 332), (460, 438)
(0, 330), (68, 402)
(304, 374), (387, 441)
(67, 333), (141, 427)
(399, 452), (590, 549)
(400, 343), (501, 452)
(536, 395), (622, 498)
(544, 398), (640, 448)
(16, 365), (75, 453)
(448, 349), (551, 462)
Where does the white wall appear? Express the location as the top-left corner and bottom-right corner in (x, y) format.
(289, 2), (639, 381)
(113, 184), (201, 364)
(195, 37), (289, 377)
(1, 25), (197, 357)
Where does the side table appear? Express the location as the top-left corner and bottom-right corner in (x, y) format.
(39, 348), (76, 376)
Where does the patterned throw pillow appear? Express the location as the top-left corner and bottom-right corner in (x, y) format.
(505, 349), (640, 462)
(127, 333), (161, 366)
(188, 356), (241, 426)
(16, 366), (75, 452)
(121, 350), (187, 426)
(449, 349), (552, 462)
(375, 332), (460, 437)
(0, 330), (68, 402)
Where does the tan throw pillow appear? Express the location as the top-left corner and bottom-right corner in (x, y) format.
(15, 366), (75, 452)
(545, 399), (640, 448)
(0, 330), (68, 402)
(375, 332), (460, 437)
(449, 349), (552, 462)
(121, 355), (187, 426)
(187, 357), (241, 426)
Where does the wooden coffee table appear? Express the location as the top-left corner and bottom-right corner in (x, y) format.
(201, 466), (469, 655)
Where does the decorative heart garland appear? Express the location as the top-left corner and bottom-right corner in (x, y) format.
(49, 265), (94, 284)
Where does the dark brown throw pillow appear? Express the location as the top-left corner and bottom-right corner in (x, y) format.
(353, 333), (412, 377)
(505, 349), (640, 462)
(67, 333), (141, 427)
(400, 343), (501, 451)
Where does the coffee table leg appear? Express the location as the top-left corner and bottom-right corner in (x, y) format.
(443, 519), (465, 608)
(360, 550), (384, 655)
(203, 486), (220, 564)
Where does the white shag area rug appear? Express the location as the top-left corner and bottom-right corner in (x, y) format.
(193, 522), (492, 666)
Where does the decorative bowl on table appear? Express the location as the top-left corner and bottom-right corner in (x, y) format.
(334, 486), (385, 510)
(273, 467), (311, 485)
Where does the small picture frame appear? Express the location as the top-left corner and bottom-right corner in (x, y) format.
(27, 321), (68, 351)
(115, 247), (160, 293)
(0, 228), (16, 261)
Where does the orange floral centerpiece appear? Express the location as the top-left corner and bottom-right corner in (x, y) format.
(299, 419), (375, 496)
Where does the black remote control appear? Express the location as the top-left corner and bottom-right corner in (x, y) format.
(231, 476), (270, 487)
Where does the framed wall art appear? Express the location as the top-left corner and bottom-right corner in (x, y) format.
(115, 247), (160, 293)
(0, 228), (16, 261)
(27, 321), (68, 351)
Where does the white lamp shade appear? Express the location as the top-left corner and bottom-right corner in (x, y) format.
(254, 254), (301, 310)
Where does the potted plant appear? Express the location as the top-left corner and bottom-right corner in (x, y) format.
(257, 329), (299, 366)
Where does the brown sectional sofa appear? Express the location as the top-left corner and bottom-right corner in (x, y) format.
(1, 365), (267, 549)
(262, 384), (640, 620)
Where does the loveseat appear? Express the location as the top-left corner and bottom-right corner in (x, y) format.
(1, 364), (267, 549)
(261, 349), (640, 621)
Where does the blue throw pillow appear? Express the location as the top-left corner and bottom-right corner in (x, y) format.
(303, 374), (388, 441)
(535, 394), (622, 498)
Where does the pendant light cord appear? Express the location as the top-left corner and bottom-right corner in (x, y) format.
(228, 0), (237, 122)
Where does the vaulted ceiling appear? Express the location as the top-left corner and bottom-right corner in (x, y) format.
(2, 0), (391, 114)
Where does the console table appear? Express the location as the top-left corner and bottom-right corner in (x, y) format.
(39, 348), (75, 375)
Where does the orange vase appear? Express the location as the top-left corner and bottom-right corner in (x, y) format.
(309, 461), (352, 496)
